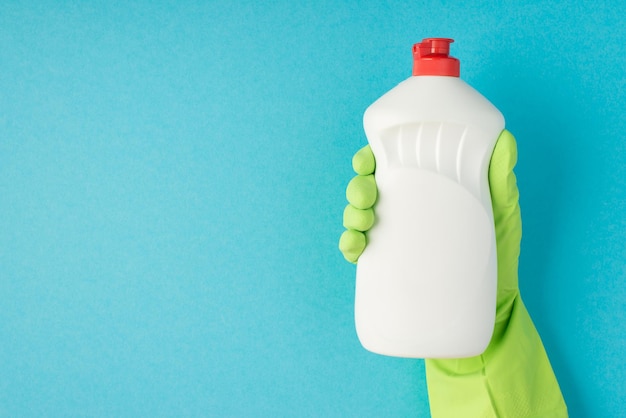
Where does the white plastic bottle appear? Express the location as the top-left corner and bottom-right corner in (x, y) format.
(355, 38), (504, 358)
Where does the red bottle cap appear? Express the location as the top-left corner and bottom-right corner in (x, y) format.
(412, 38), (460, 77)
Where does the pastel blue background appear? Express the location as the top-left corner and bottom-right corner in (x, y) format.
(1, 1), (624, 417)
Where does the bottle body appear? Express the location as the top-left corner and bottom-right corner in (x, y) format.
(355, 76), (504, 358)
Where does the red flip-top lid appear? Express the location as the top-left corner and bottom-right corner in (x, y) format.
(412, 38), (460, 77)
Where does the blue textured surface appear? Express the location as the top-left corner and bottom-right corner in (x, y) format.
(1, 2), (625, 417)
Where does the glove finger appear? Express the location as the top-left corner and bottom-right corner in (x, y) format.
(346, 174), (377, 209)
(352, 145), (375, 175)
(488, 129), (522, 321)
(343, 204), (375, 231)
(339, 229), (366, 263)
(489, 129), (519, 213)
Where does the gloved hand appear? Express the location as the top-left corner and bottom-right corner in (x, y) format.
(339, 131), (568, 418)
(339, 144), (377, 263)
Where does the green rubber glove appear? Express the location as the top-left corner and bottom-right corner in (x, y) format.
(339, 131), (568, 418)
(339, 145), (376, 263)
